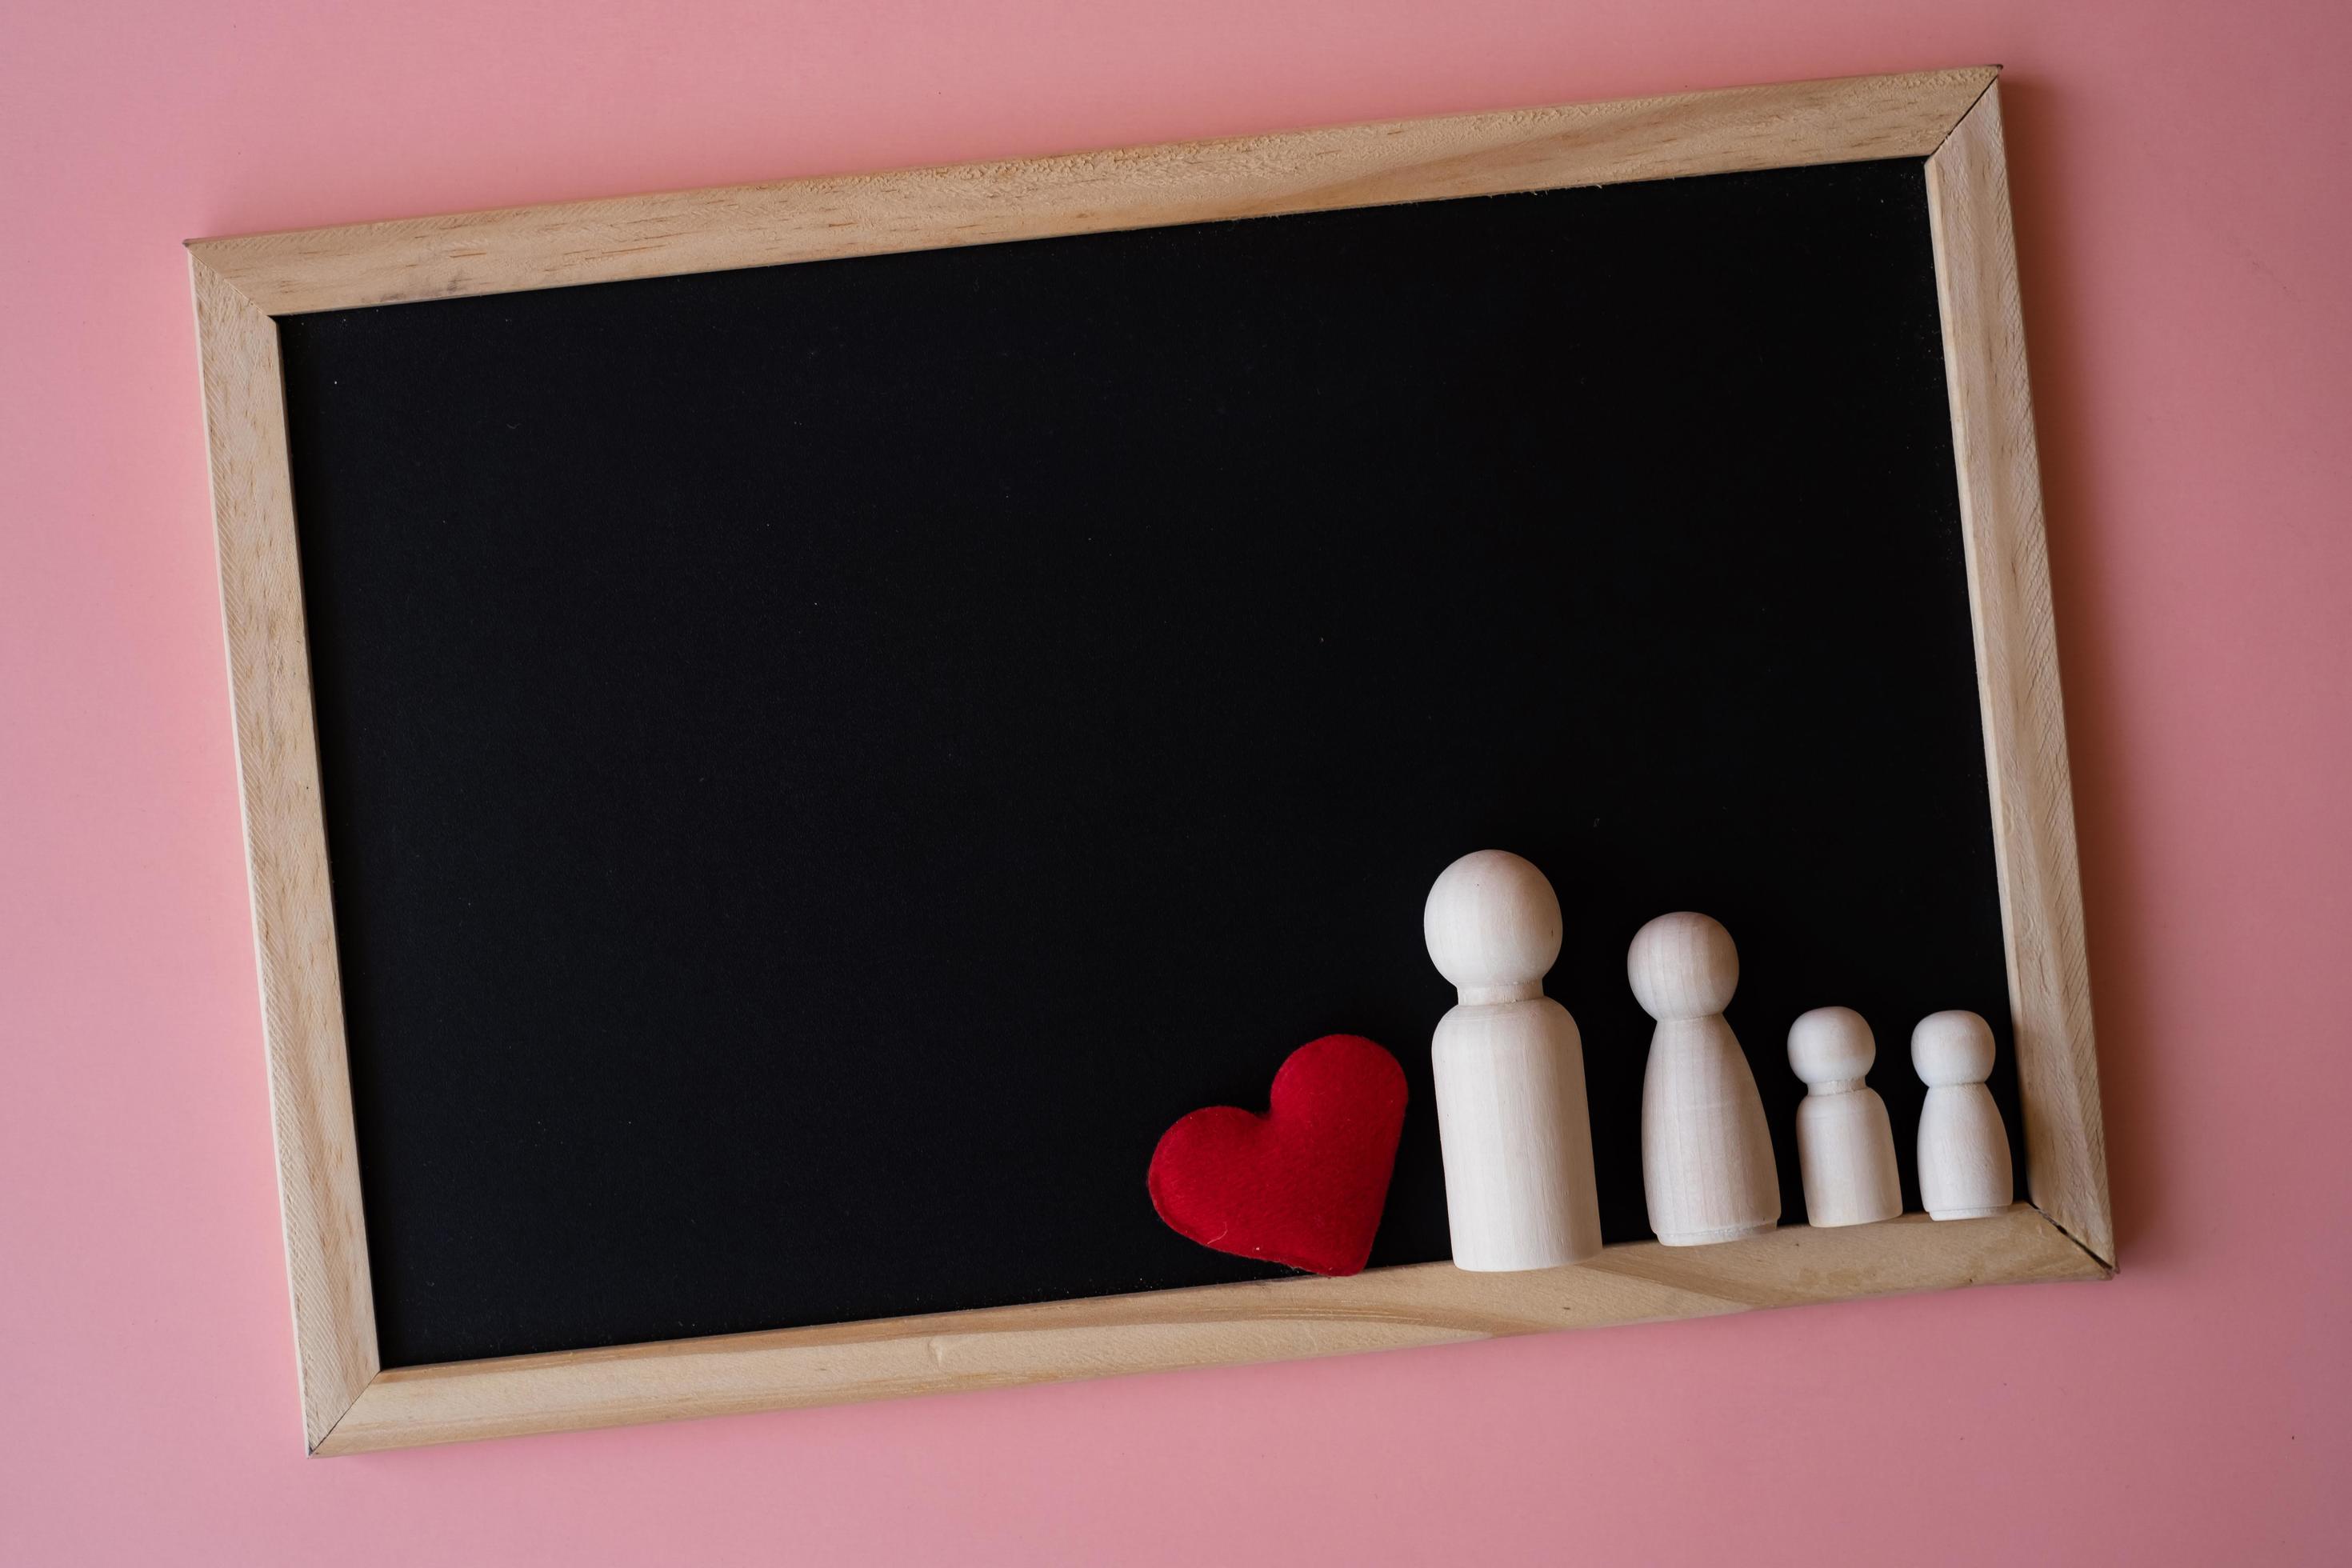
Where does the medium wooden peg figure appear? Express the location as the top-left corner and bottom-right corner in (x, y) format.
(1911, 1010), (2014, 1219)
(1786, 1006), (1902, 1227)
(1424, 850), (1603, 1271)
(1630, 912), (1779, 1246)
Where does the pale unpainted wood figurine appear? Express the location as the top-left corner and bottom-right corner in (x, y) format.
(1424, 850), (1603, 1271)
(1912, 1010), (2014, 1219)
(1630, 912), (1780, 1246)
(1786, 1006), (1902, 1227)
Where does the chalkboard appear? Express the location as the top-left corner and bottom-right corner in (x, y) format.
(274, 154), (2019, 1372)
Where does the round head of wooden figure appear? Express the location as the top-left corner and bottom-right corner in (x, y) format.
(1626, 911), (1738, 1022)
(1911, 1009), (1997, 1086)
(1787, 1006), (1876, 1089)
(1422, 850), (1562, 1004)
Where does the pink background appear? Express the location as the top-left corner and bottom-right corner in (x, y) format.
(5, 1), (2348, 1562)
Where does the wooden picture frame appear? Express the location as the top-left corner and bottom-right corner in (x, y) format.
(190, 64), (2111, 1455)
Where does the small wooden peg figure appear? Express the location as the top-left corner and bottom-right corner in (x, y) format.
(1630, 912), (1780, 1245)
(1912, 1010), (2014, 1219)
(1786, 1006), (1902, 1227)
(1424, 850), (1602, 1271)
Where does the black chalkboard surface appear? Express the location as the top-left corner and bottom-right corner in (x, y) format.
(277, 155), (2018, 1370)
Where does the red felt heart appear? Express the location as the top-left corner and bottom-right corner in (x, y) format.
(1147, 1034), (1408, 1278)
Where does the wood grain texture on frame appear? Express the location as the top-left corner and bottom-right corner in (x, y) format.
(187, 64), (2114, 1454)
(316, 1206), (2101, 1453)
(190, 258), (381, 1450)
(1926, 83), (2114, 1266)
(187, 67), (1995, 315)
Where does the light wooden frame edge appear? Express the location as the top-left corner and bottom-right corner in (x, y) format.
(1924, 85), (2113, 1268)
(187, 64), (2111, 1457)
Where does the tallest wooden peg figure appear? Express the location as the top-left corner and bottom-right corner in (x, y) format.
(1629, 912), (1780, 1245)
(1424, 850), (1602, 1271)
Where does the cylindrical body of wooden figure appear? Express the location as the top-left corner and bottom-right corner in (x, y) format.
(1640, 1015), (1781, 1244)
(1913, 1010), (2014, 1220)
(1794, 1090), (1901, 1226)
(1917, 1086), (2011, 1218)
(1432, 998), (1603, 1270)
